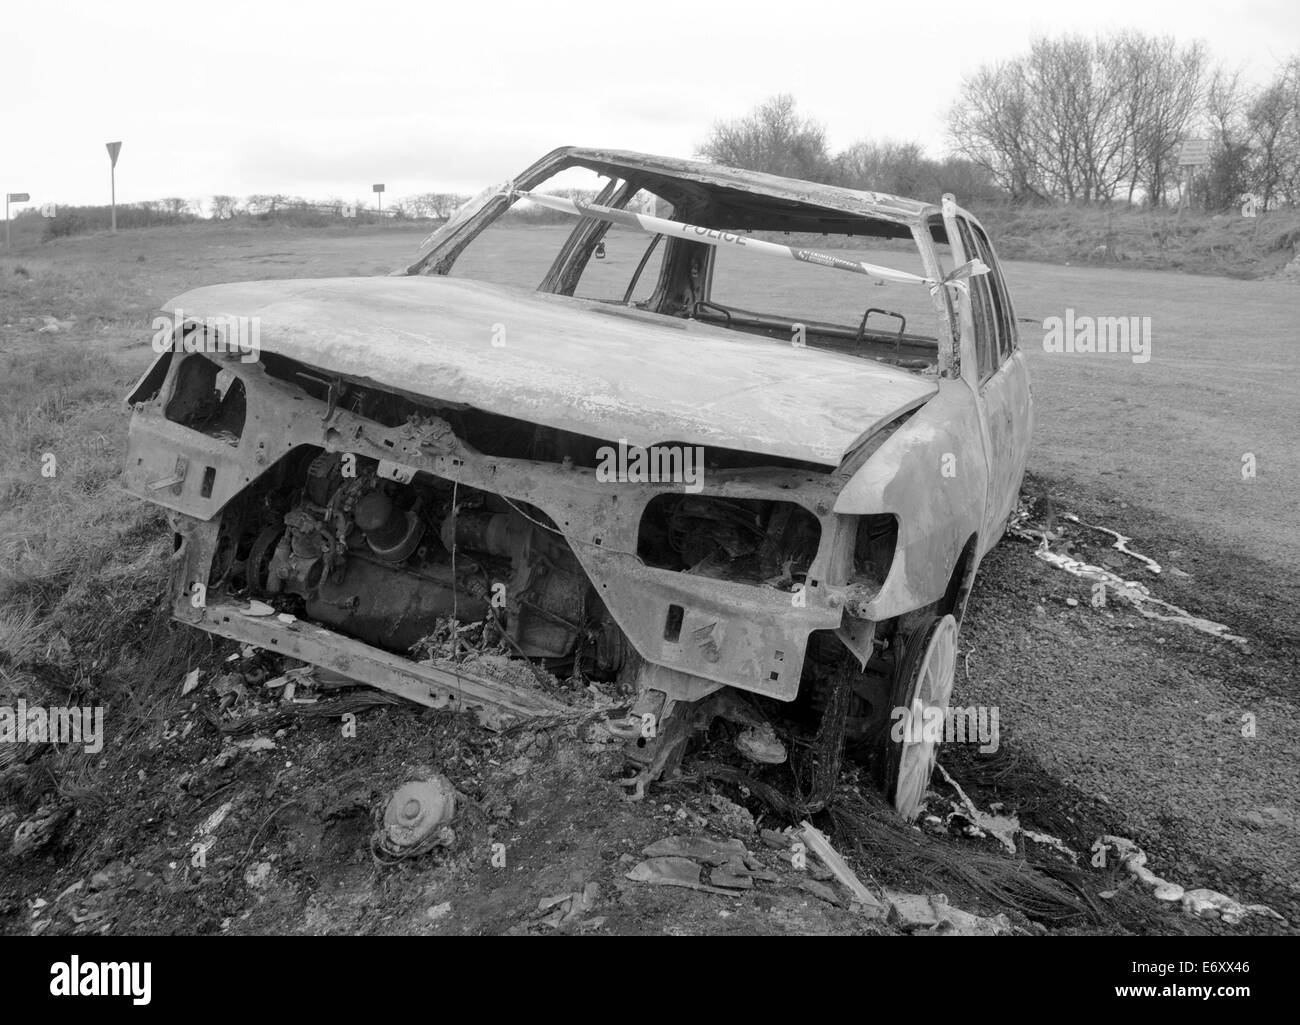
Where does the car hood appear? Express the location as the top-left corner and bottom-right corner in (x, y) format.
(162, 276), (938, 467)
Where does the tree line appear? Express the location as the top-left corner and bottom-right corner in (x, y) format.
(699, 94), (1005, 206)
(699, 33), (1300, 211)
(206, 192), (472, 219)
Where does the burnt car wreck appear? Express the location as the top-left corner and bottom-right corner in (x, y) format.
(121, 147), (1032, 819)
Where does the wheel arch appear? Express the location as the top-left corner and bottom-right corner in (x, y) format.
(940, 532), (981, 624)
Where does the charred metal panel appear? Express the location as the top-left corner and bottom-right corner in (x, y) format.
(832, 381), (988, 620)
(156, 277), (937, 467)
(129, 359), (867, 702)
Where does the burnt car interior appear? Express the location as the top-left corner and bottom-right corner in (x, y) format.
(434, 158), (954, 374)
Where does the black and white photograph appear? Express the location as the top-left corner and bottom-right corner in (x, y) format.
(0, 0), (1294, 1000)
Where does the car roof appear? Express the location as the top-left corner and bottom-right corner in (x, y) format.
(537, 146), (935, 238)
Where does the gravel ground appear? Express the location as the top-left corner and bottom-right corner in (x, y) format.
(955, 473), (1299, 930)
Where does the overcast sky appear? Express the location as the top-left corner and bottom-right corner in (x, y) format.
(2, 0), (1296, 209)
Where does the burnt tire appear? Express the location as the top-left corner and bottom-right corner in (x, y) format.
(874, 612), (959, 821)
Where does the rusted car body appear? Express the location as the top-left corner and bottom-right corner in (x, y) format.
(121, 148), (1031, 817)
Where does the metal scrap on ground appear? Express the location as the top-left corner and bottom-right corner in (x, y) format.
(798, 821), (885, 915)
(935, 764), (1021, 855)
(884, 891), (1013, 935)
(374, 775), (458, 860)
(623, 826), (1026, 934)
(1063, 514), (1162, 574)
(1008, 508), (1245, 643)
(1097, 835), (1284, 925)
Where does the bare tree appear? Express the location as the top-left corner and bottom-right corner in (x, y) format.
(837, 140), (926, 194)
(210, 195), (240, 220)
(949, 61), (1049, 202)
(245, 194), (289, 215)
(698, 94), (835, 182)
(395, 192), (472, 220)
(1135, 37), (1208, 207)
(1281, 57), (1300, 206)
(835, 140), (1000, 202)
(950, 32), (1206, 206)
(1200, 68), (1252, 211)
(1248, 64), (1300, 210)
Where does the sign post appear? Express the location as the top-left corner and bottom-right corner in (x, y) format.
(5, 192), (30, 250)
(1177, 139), (1210, 213)
(373, 183), (385, 214)
(106, 141), (122, 233)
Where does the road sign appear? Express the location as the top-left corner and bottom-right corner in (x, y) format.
(106, 141), (122, 232)
(39, 203), (57, 218)
(1178, 139), (1211, 167)
(372, 184), (385, 193)
(5, 192), (30, 249)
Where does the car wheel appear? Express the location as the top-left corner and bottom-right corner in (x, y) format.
(877, 613), (958, 821)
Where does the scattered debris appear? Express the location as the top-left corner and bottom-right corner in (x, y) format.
(533, 883), (601, 928)
(1037, 546), (1244, 642)
(1010, 507), (1245, 643)
(374, 775), (457, 859)
(625, 856), (739, 896)
(736, 723), (787, 764)
(427, 901), (452, 922)
(1021, 829), (1079, 864)
(244, 862), (272, 888)
(234, 737), (276, 753)
(11, 805), (74, 857)
(643, 835), (749, 865)
(1097, 835), (1284, 925)
(1063, 514), (1161, 574)
(243, 600), (275, 617)
(181, 668), (201, 695)
(707, 793), (755, 836)
(88, 864), (132, 891)
(711, 861), (755, 889)
(629, 834), (779, 896)
(885, 890), (1014, 935)
(936, 763), (1020, 855)
(796, 878), (848, 908)
(798, 821), (885, 916)
(198, 802), (234, 836)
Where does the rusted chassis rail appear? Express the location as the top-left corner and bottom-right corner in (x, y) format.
(125, 348), (899, 716)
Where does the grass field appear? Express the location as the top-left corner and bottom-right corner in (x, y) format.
(1, 221), (1297, 935)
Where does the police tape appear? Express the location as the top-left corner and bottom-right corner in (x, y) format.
(512, 190), (988, 293)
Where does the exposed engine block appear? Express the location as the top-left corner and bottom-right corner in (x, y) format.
(241, 450), (627, 673)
